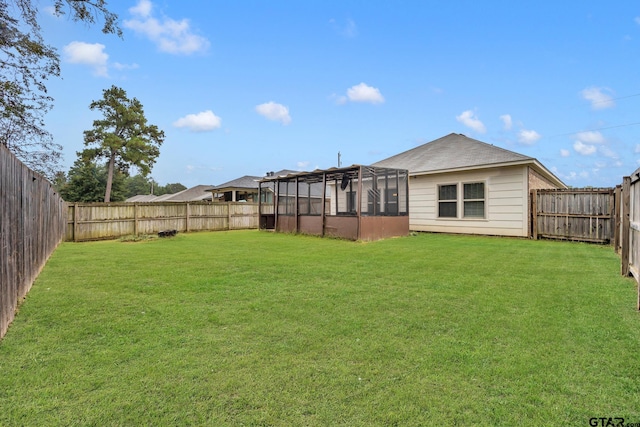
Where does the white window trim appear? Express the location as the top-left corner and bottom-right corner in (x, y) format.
(436, 180), (488, 220)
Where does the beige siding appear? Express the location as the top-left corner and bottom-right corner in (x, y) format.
(408, 166), (529, 237)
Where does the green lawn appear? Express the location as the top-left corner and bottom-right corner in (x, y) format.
(1, 230), (639, 426)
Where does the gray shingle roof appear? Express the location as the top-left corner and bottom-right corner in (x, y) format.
(211, 170), (298, 191)
(125, 185), (215, 202)
(210, 175), (262, 191)
(372, 133), (534, 173)
(163, 185), (214, 201)
(125, 194), (158, 202)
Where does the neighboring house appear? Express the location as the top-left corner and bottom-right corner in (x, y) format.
(126, 194), (159, 203)
(125, 185), (214, 203)
(372, 133), (566, 237)
(209, 170), (297, 202)
(163, 185), (214, 202)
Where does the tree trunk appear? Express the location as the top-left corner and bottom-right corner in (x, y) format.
(104, 151), (116, 202)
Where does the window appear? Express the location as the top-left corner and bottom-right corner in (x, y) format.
(463, 182), (485, 218)
(438, 184), (457, 218)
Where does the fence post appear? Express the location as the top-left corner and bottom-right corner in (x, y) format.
(621, 177), (631, 277)
(227, 202), (232, 230)
(73, 203), (79, 242)
(186, 202), (190, 232)
(614, 186), (621, 252)
(531, 190), (538, 240)
(134, 203), (138, 236)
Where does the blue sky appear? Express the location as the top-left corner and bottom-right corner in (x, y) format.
(42, 1), (640, 188)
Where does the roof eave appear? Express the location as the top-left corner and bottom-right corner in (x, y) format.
(209, 186), (260, 193)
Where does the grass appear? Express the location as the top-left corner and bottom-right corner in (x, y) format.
(1, 230), (639, 426)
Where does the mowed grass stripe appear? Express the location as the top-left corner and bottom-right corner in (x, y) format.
(0, 230), (638, 426)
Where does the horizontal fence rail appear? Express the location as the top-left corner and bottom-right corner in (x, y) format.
(1, 144), (67, 339)
(531, 188), (615, 244)
(65, 202), (259, 242)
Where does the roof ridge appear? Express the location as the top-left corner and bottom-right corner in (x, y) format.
(454, 133), (533, 160)
(379, 133), (532, 163)
(371, 133), (543, 176)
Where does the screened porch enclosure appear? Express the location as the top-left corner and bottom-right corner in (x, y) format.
(259, 165), (409, 241)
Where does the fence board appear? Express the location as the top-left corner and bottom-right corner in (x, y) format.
(0, 144), (67, 339)
(532, 188), (614, 243)
(65, 202), (259, 241)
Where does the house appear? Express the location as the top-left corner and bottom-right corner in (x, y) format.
(372, 133), (566, 237)
(209, 170), (297, 202)
(125, 185), (214, 202)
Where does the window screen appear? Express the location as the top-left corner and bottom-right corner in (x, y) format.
(463, 182), (485, 218)
(438, 184), (457, 218)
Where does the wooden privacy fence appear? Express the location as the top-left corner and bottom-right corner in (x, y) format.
(619, 171), (640, 309)
(1, 144), (67, 339)
(531, 188), (615, 243)
(66, 202), (259, 242)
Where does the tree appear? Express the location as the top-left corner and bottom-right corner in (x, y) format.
(0, 0), (120, 179)
(60, 158), (125, 202)
(122, 174), (187, 198)
(160, 182), (187, 195)
(123, 173), (156, 198)
(81, 85), (165, 202)
(51, 170), (68, 193)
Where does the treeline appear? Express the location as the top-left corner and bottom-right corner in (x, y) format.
(54, 160), (185, 202)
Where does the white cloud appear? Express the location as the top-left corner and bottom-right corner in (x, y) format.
(573, 140), (597, 155)
(635, 16), (640, 25)
(560, 149), (570, 157)
(130, 0), (153, 17)
(572, 130), (611, 156)
(329, 18), (358, 38)
(345, 82), (385, 104)
(575, 131), (605, 144)
(456, 110), (486, 133)
(559, 169), (591, 182)
(500, 114), (512, 130)
(599, 145), (618, 160)
(124, 0), (210, 55)
(335, 95), (348, 105)
(297, 161), (310, 170)
(256, 102), (291, 125)
(113, 62), (139, 70)
(635, 144), (640, 153)
(63, 41), (109, 77)
(173, 110), (222, 132)
(581, 86), (615, 110)
(518, 129), (541, 145)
